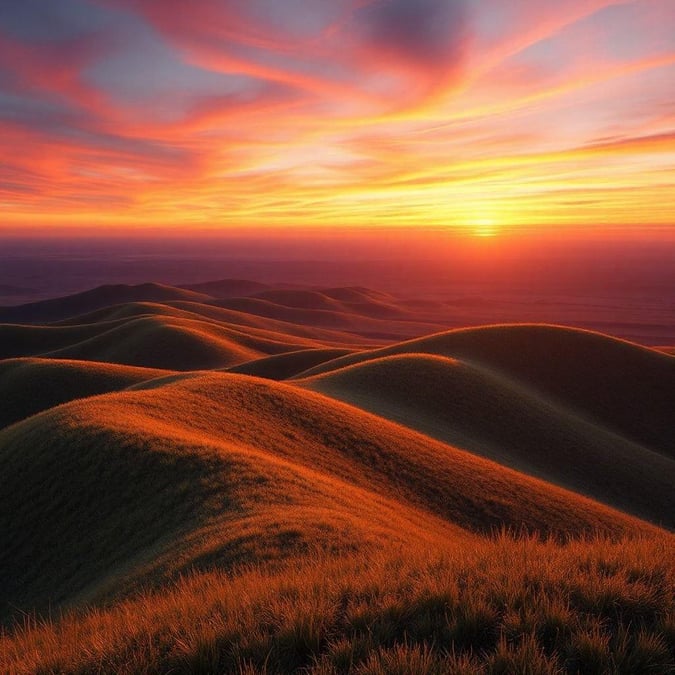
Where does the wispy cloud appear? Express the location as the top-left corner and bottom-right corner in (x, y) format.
(0, 0), (673, 231)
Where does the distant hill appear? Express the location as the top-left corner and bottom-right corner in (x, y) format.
(250, 288), (408, 319)
(215, 296), (443, 338)
(41, 316), (316, 370)
(228, 348), (354, 380)
(180, 278), (271, 297)
(0, 283), (212, 324)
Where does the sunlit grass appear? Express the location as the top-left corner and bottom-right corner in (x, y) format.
(2, 533), (672, 674)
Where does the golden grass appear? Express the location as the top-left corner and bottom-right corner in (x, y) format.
(0, 372), (652, 626)
(2, 534), (672, 674)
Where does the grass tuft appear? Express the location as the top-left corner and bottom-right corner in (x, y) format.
(2, 534), (673, 674)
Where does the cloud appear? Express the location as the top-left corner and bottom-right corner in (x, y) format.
(0, 0), (111, 42)
(116, 0), (470, 111)
(0, 0), (672, 227)
(356, 0), (467, 69)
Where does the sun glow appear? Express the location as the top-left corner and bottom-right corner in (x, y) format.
(472, 218), (499, 238)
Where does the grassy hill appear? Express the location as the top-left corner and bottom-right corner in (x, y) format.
(0, 285), (673, 672)
(0, 283), (212, 324)
(229, 348), (355, 380)
(0, 372), (653, 624)
(297, 324), (675, 457)
(2, 312), (340, 370)
(301, 353), (675, 528)
(0, 358), (171, 429)
(180, 278), (272, 297)
(42, 316), (266, 370)
(215, 297), (444, 338)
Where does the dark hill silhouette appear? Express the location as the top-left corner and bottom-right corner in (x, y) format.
(0, 320), (133, 359)
(0, 283), (212, 324)
(296, 324), (675, 457)
(250, 289), (346, 311)
(215, 297), (443, 337)
(180, 278), (272, 297)
(228, 348), (354, 380)
(301, 353), (675, 528)
(249, 288), (409, 319)
(319, 286), (395, 303)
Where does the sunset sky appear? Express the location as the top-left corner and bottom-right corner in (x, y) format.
(0, 0), (673, 237)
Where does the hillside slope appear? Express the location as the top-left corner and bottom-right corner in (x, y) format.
(180, 278), (271, 297)
(42, 317), (267, 370)
(302, 353), (675, 528)
(0, 283), (212, 324)
(216, 297), (444, 338)
(0, 373), (649, 624)
(0, 358), (171, 429)
(1, 313), (334, 370)
(228, 348), (354, 380)
(297, 324), (675, 457)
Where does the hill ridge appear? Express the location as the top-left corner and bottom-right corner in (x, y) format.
(301, 352), (675, 527)
(295, 323), (675, 456)
(0, 371), (653, 623)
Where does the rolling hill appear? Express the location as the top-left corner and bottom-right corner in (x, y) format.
(228, 348), (355, 380)
(40, 316), (313, 370)
(0, 281), (673, 673)
(0, 372), (653, 625)
(0, 358), (171, 429)
(0, 283), (212, 324)
(215, 296), (443, 338)
(301, 353), (675, 527)
(180, 278), (272, 297)
(296, 324), (675, 457)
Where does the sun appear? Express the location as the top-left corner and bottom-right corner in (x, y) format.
(472, 218), (498, 238)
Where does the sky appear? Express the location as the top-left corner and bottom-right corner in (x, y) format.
(0, 0), (673, 238)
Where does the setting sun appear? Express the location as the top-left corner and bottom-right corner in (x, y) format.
(472, 219), (499, 238)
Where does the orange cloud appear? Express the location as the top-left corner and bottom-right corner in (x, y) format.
(0, 0), (673, 234)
